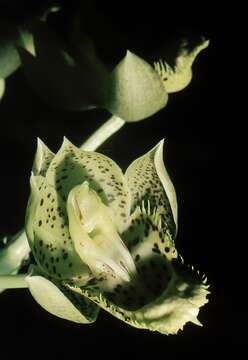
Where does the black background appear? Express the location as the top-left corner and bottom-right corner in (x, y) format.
(0, 0), (242, 357)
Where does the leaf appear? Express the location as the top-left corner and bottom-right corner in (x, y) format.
(105, 51), (168, 122)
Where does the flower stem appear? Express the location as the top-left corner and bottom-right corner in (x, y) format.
(0, 274), (28, 289)
(80, 115), (125, 151)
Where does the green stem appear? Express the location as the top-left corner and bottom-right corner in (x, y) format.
(0, 275), (28, 289)
(0, 229), (30, 275)
(80, 115), (125, 151)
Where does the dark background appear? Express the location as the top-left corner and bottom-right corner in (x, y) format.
(0, 0), (242, 357)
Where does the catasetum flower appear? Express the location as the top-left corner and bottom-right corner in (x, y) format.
(25, 138), (209, 334)
(19, 22), (209, 122)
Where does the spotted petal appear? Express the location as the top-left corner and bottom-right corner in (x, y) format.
(67, 206), (209, 334)
(45, 138), (130, 232)
(69, 263), (209, 334)
(25, 174), (90, 284)
(126, 140), (177, 238)
(27, 275), (99, 323)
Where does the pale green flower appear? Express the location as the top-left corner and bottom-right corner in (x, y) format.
(24, 138), (209, 334)
(19, 23), (209, 121)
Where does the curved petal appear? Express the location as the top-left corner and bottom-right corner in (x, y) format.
(25, 174), (90, 283)
(27, 275), (99, 323)
(32, 138), (55, 176)
(126, 140), (177, 238)
(77, 263), (209, 335)
(46, 138), (130, 232)
(106, 51), (168, 122)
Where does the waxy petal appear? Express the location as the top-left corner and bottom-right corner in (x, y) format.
(46, 138), (130, 232)
(106, 51), (168, 122)
(27, 275), (99, 323)
(26, 174), (90, 283)
(126, 141), (177, 238)
(67, 182), (137, 289)
(32, 138), (55, 176)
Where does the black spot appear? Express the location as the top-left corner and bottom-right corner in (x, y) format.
(40, 199), (44, 206)
(38, 220), (42, 227)
(135, 254), (140, 262)
(165, 247), (170, 253)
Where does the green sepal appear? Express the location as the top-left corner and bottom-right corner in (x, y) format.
(32, 138), (55, 176)
(25, 174), (90, 283)
(126, 140), (177, 237)
(105, 51), (168, 122)
(27, 275), (100, 323)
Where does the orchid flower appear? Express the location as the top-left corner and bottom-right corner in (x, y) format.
(18, 138), (209, 334)
(19, 23), (209, 122)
